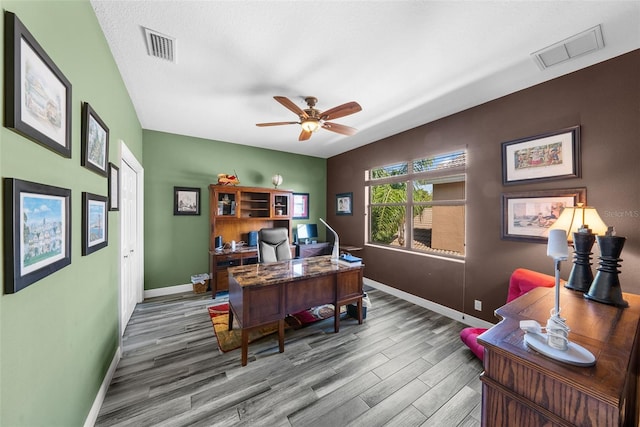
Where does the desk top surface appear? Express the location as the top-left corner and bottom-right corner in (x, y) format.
(228, 255), (363, 287)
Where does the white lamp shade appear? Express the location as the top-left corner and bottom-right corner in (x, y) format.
(547, 229), (569, 260)
(550, 204), (608, 238)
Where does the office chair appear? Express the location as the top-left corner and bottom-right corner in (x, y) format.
(257, 227), (291, 263)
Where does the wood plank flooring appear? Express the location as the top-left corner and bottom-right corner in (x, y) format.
(95, 288), (483, 427)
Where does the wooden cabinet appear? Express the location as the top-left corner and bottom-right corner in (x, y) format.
(209, 185), (293, 295)
(478, 286), (640, 426)
(209, 249), (258, 295)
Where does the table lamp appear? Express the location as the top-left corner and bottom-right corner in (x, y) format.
(550, 203), (608, 292)
(319, 218), (340, 263)
(522, 229), (596, 366)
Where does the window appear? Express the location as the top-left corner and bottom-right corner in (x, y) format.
(366, 150), (466, 257)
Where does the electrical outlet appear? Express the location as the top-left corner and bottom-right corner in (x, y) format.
(474, 300), (482, 311)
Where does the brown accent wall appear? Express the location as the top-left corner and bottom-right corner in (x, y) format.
(327, 50), (640, 323)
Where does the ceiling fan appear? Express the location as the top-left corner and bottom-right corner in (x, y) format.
(256, 96), (362, 141)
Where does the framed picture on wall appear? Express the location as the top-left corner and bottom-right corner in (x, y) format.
(336, 192), (353, 216)
(82, 192), (108, 255)
(501, 126), (581, 185)
(174, 187), (200, 216)
(293, 193), (309, 219)
(81, 102), (110, 177)
(3, 178), (72, 294)
(501, 187), (586, 243)
(4, 11), (72, 157)
(108, 163), (120, 211)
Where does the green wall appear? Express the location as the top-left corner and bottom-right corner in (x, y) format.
(142, 130), (327, 290)
(0, 1), (142, 425)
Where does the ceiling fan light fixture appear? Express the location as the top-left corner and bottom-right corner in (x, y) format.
(301, 118), (320, 132)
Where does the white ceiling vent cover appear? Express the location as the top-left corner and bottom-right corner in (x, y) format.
(144, 27), (176, 63)
(532, 25), (604, 70)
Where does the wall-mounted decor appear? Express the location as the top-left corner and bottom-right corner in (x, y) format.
(108, 163), (119, 211)
(501, 187), (586, 243)
(174, 187), (200, 216)
(293, 193), (309, 219)
(81, 102), (109, 176)
(82, 192), (108, 255)
(3, 178), (72, 294)
(4, 11), (72, 158)
(502, 126), (580, 185)
(336, 192), (353, 216)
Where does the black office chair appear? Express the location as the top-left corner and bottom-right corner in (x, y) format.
(257, 228), (291, 263)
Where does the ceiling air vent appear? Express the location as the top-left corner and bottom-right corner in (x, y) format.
(143, 27), (176, 63)
(532, 25), (604, 70)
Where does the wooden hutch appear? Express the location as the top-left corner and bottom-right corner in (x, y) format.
(209, 185), (292, 296)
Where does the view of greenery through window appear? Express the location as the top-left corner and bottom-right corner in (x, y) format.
(366, 151), (466, 257)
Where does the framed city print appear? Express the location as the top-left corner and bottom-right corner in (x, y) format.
(336, 192), (353, 216)
(3, 178), (72, 294)
(108, 163), (119, 211)
(82, 192), (108, 255)
(4, 11), (72, 157)
(174, 187), (200, 216)
(293, 193), (309, 219)
(502, 126), (580, 185)
(501, 187), (586, 243)
(81, 102), (109, 176)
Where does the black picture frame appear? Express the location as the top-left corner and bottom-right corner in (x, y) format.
(4, 11), (72, 157)
(501, 187), (586, 243)
(336, 192), (353, 216)
(81, 102), (109, 177)
(501, 126), (581, 185)
(108, 163), (120, 211)
(174, 187), (200, 216)
(293, 192), (310, 219)
(3, 178), (72, 294)
(82, 192), (108, 255)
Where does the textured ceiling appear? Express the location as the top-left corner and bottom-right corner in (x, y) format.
(91, 1), (640, 158)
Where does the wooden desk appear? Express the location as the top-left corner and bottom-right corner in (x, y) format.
(478, 286), (640, 426)
(228, 255), (364, 366)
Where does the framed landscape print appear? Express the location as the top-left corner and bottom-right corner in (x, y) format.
(108, 163), (119, 211)
(293, 193), (309, 219)
(81, 102), (109, 176)
(502, 126), (580, 185)
(4, 11), (72, 157)
(336, 192), (353, 216)
(174, 187), (200, 216)
(3, 178), (72, 294)
(501, 187), (586, 243)
(82, 192), (108, 255)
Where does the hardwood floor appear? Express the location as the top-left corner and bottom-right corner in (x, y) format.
(96, 288), (483, 427)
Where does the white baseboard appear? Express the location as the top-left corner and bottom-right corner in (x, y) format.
(84, 346), (121, 427)
(364, 277), (494, 329)
(143, 283), (194, 299)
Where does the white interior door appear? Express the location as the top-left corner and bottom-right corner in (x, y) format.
(120, 142), (144, 336)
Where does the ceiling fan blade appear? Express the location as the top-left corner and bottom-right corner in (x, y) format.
(320, 101), (362, 121)
(322, 122), (358, 136)
(274, 96), (308, 119)
(256, 121), (299, 127)
(299, 129), (312, 141)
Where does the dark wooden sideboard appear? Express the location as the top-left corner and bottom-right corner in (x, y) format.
(478, 286), (640, 426)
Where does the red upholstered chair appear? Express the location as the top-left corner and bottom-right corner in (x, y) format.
(460, 268), (556, 361)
